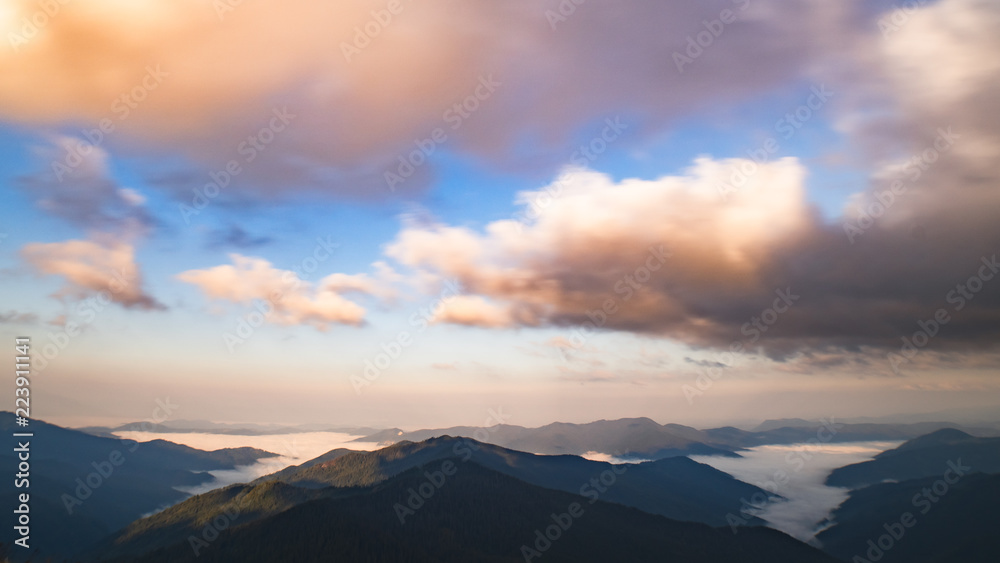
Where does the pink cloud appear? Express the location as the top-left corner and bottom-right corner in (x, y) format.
(21, 239), (163, 309)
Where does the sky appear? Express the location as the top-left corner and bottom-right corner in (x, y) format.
(1, 0), (998, 429)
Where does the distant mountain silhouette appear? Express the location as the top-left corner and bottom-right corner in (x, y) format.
(825, 428), (1000, 488)
(0, 414), (277, 561)
(98, 459), (838, 563)
(752, 418), (816, 432)
(354, 418), (996, 459)
(80, 419), (379, 437)
(704, 421), (998, 448)
(355, 417), (740, 459)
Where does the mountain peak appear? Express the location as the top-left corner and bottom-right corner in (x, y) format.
(889, 427), (974, 453)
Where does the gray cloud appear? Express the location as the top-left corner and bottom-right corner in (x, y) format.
(205, 225), (274, 250)
(17, 137), (155, 237)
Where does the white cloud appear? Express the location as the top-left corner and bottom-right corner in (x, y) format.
(177, 254), (374, 329)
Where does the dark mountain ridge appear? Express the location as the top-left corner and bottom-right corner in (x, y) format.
(257, 435), (772, 526)
(98, 459), (837, 563)
(825, 428), (1000, 488)
(0, 414), (277, 561)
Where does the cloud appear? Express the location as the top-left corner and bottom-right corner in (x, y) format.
(0, 0), (991, 206)
(545, 336), (580, 350)
(557, 370), (626, 385)
(321, 269), (398, 303)
(205, 225), (273, 249)
(2, 0), (988, 207)
(685, 358), (729, 369)
(21, 240), (164, 309)
(428, 295), (516, 328)
(820, 0), (1000, 180)
(17, 136), (154, 237)
(387, 158), (811, 345)
(0, 311), (38, 325)
(874, 0), (1000, 155)
(15, 138), (166, 314)
(5, 0), (999, 364)
(176, 254), (374, 329)
(384, 152), (1000, 358)
(0, 0), (853, 198)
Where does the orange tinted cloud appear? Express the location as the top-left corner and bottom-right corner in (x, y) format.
(387, 158), (810, 339)
(385, 150), (1000, 357)
(21, 239), (163, 309)
(0, 0), (848, 196)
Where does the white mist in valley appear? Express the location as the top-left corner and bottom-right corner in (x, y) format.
(116, 428), (902, 545)
(114, 430), (383, 495)
(691, 441), (901, 544)
(580, 451), (653, 464)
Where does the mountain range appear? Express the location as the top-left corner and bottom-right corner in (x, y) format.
(97, 433), (773, 561)
(80, 419), (380, 438)
(825, 428), (1000, 488)
(92, 437), (840, 563)
(817, 472), (1000, 562)
(351, 417), (999, 459)
(8, 414), (1000, 562)
(258, 435), (772, 526)
(0, 414), (277, 560)
(100, 462), (838, 563)
(814, 428), (1000, 562)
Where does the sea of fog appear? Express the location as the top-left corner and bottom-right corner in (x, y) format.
(114, 431), (383, 495)
(691, 441), (901, 544)
(117, 429), (900, 544)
